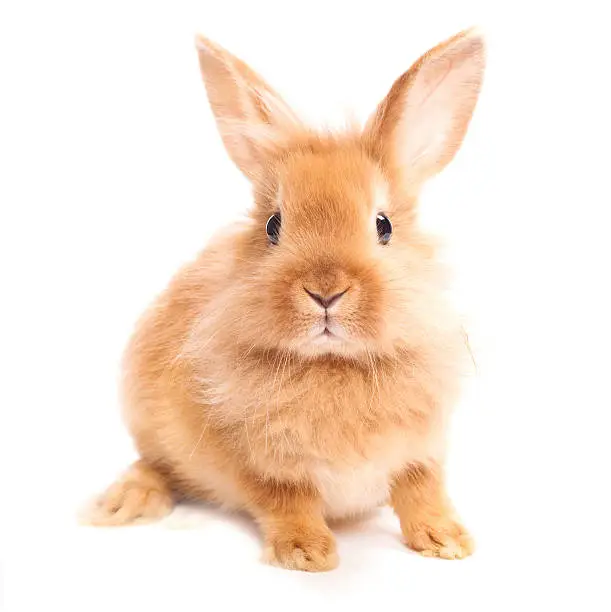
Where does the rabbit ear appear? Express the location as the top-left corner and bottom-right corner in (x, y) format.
(196, 35), (301, 181)
(364, 28), (485, 188)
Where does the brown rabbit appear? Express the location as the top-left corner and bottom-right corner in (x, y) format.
(89, 29), (485, 572)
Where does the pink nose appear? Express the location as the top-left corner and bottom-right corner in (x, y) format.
(304, 287), (348, 309)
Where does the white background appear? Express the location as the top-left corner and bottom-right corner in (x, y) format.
(1, 1), (610, 610)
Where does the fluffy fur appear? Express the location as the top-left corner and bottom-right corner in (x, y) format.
(89, 29), (486, 571)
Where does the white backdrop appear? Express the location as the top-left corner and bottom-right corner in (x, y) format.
(1, 1), (610, 610)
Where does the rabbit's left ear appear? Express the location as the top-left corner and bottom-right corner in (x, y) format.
(364, 28), (485, 187)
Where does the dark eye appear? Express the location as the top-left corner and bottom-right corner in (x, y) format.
(266, 212), (282, 244)
(376, 213), (392, 245)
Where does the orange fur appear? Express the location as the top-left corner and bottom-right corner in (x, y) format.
(90, 28), (486, 571)
(391, 463), (475, 559)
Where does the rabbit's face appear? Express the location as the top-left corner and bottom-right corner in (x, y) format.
(247, 144), (418, 358)
(223, 137), (438, 360)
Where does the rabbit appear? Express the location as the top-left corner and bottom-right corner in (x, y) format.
(88, 28), (486, 572)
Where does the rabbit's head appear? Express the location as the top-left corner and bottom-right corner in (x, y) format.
(195, 30), (485, 359)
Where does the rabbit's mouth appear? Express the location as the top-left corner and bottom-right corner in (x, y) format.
(293, 319), (371, 358)
(312, 328), (341, 343)
(315, 327), (340, 343)
(311, 317), (345, 340)
(304, 321), (351, 353)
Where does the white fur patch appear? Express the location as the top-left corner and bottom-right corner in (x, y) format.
(372, 177), (389, 214)
(312, 463), (391, 519)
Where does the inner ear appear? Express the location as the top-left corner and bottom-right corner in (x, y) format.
(364, 29), (485, 186)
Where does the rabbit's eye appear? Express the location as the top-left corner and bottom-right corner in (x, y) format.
(266, 212), (282, 244)
(376, 213), (392, 245)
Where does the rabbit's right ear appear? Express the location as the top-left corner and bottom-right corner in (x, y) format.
(364, 29), (485, 190)
(196, 36), (301, 181)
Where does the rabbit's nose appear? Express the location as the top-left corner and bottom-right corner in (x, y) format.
(304, 287), (349, 309)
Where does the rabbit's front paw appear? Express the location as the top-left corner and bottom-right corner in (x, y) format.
(404, 515), (474, 560)
(263, 524), (338, 572)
